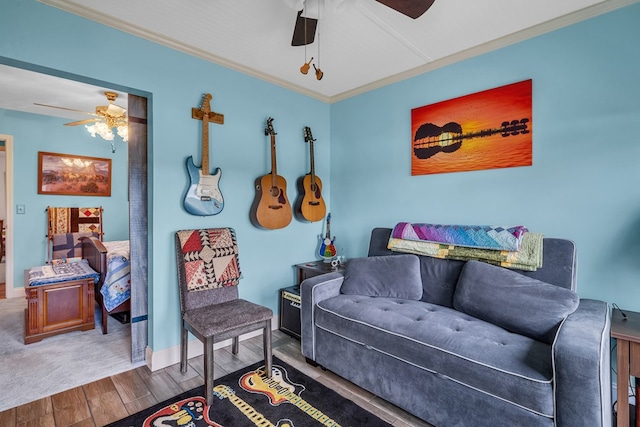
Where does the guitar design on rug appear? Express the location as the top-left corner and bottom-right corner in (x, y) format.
(213, 385), (295, 427)
(318, 212), (337, 259)
(413, 117), (530, 159)
(250, 117), (293, 229)
(184, 93), (225, 216)
(239, 366), (342, 426)
(295, 126), (326, 222)
(142, 396), (222, 427)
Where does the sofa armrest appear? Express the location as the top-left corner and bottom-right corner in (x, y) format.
(553, 299), (611, 427)
(300, 272), (344, 361)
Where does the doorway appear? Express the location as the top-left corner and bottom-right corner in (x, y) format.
(0, 60), (149, 362)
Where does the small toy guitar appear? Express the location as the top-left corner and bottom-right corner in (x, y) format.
(184, 93), (225, 216)
(318, 213), (337, 259)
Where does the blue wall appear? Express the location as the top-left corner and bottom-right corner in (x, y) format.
(0, 0), (330, 352)
(1, 1), (639, 356)
(0, 109), (130, 272)
(330, 4), (640, 309)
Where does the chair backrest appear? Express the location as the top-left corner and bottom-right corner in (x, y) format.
(175, 228), (242, 314)
(47, 206), (103, 263)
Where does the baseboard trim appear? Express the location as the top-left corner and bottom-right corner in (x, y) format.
(145, 314), (279, 372)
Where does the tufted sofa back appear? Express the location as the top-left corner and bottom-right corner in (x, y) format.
(367, 227), (577, 308)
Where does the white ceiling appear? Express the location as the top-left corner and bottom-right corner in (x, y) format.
(0, 0), (636, 121)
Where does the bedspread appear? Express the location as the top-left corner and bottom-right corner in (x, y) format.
(100, 240), (131, 312)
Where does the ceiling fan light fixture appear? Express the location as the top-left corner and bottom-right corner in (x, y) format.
(86, 121), (114, 141)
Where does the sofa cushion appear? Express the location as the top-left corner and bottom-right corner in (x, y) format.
(315, 295), (555, 417)
(341, 255), (422, 300)
(453, 260), (579, 344)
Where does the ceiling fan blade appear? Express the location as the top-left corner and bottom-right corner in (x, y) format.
(375, 0), (435, 19)
(64, 118), (100, 126)
(33, 102), (97, 116)
(291, 10), (317, 46)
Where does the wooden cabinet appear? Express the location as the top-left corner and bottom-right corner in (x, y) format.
(611, 309), (640, 427)
(24, 278), (95, 344)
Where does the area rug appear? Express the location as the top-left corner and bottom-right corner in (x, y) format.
(107, 357), (392, 427)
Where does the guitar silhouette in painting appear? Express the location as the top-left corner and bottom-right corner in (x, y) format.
(184, 93), (225, 215)
(295, 126), (326, 222)
(250, 117), (293, 229)
(413, 118), (530, 159)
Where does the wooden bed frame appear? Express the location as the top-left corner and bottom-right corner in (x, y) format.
(81, 236), (131, 334)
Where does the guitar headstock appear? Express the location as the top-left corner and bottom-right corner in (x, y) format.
(200, 93), (212, 114)
(213, 385), (235, 399)
(303, 126), (315, 143)
(265, 117), (276, 136)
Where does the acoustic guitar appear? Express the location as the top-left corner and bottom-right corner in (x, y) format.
(250, 117), (292, 229)
(183, 93), (224, 216)
(295, 126), (326, 222)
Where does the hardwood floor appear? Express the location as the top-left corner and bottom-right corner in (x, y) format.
(0, 330), (434, 427)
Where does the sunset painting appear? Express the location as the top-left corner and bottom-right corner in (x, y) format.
(411, 79), (532, 176)
(38, 152), (112, 196)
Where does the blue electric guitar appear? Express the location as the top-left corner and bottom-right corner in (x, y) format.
(184, 93), (225, 216)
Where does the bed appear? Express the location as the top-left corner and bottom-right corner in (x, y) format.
(81, 236), (131, 334)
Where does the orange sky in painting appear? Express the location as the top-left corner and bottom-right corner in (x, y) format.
(411, 79), (532, 175)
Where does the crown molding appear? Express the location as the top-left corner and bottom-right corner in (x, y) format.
(329, 0), (640, 103)
(39, 0), (639, 104)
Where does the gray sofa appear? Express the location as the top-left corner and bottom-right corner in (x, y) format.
(301, 227), (611, 427)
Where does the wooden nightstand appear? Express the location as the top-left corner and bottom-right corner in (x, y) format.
(611, 308), (640, 427)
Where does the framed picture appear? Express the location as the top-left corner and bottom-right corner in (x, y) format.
(38, 151), (112, 196)
(411, 79), (533, 176)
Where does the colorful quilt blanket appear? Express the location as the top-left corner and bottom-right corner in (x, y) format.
(100, 240), (131, 312)
(29, 259), (100, 287)
(388, 232), (544, 271)
(392, 222), (528, 251)
(177, 228), (241, 291)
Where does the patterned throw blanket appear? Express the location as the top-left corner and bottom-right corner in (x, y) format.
(177, 228), (241, 291)
(29, 259), (100, 287)
(388, 232), (543, 271)
(391, 222), (528, 251)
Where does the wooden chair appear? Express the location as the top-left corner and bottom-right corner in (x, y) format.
(47, 206), (103, 263)
(174, 228), (272, 405)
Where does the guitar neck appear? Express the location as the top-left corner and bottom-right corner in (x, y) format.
(201, 115), (210, 175)
(270, 133), (278, 186)
(326, 215), (331, 238)
(309, 138), (316, 185)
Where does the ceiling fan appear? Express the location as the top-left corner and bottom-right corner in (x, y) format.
(291, 0), (436, 45)
(34, 91), (127, 127)
(34, 91), (128, 151)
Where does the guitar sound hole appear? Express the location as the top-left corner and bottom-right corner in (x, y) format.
(269, 187), (280, 197)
